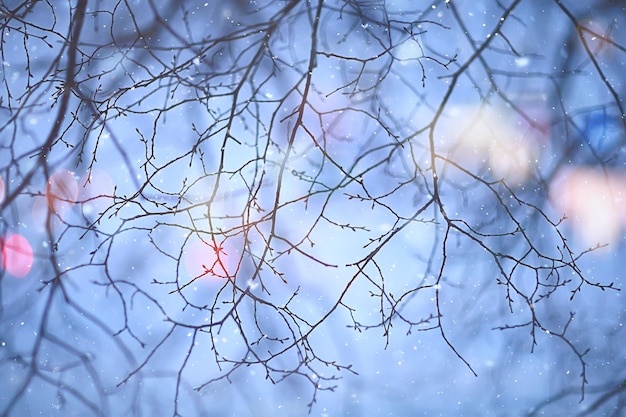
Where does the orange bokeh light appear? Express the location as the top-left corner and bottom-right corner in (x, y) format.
(46, 169), (79, 215)
(550, 167), (626, 246)
(443, 106), (539, 185)
(1, 233), (33, 278)
(31, 170), (80, 231)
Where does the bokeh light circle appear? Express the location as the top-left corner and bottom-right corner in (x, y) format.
(184, 238), (231, 280)
(1, 233), (33, 278)
(46, 169), (79, 215)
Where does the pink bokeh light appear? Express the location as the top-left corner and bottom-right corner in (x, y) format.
(184, 237), (232, 281)
(1, 233), (33, 278)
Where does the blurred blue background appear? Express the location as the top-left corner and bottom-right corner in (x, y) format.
(1, 1), (625, 416)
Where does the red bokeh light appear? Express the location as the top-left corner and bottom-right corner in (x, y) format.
(1, 233), (33, 278)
